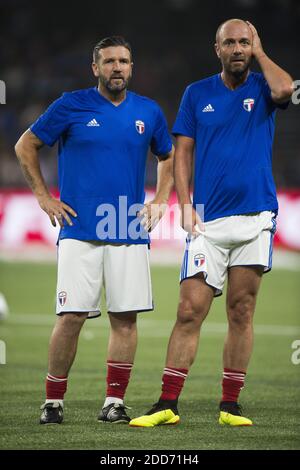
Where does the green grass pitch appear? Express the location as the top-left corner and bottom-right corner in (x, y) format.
(0, 261), (299, 450)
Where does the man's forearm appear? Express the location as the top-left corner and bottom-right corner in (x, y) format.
(15, 133), (50, 201)
(174, 149), (193, 208)
(154, 146), (174, 204)
(256, 53), (294, 103)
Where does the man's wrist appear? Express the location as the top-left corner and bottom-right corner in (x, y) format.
(152, 194), (170, 205)
(36, 191), (51, 203)
(255, 49), (267, 61)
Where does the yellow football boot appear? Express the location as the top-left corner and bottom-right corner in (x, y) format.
(219, 402), (253, 426)
(129, 400), (180, 427)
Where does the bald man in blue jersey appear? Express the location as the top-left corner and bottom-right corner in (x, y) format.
(130, 20), (294, 428)
(15, 36), (174, 425)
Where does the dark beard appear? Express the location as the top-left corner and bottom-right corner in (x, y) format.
(226, 56), (252, 78)
(230, 67), (249, 78)
(99, 75), (130, 95)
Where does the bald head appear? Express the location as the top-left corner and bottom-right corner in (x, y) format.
(216, 19), (251, 44)
(215, 19), (253, 78)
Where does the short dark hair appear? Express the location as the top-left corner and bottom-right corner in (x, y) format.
(93, 36), (132, 62)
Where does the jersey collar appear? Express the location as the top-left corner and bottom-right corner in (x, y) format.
(218, 71), (253, 93)
(92, 87), (131, 108)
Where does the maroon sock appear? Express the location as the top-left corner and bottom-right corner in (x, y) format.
(46, 373), (68, 400)
(222, 368), (246, 402)
(160, 366), (188, 401)
(106, 360), (133, 400)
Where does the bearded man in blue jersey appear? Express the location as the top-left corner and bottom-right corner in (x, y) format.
(15, 36), (174, 425)
(130, 19), (294, 428)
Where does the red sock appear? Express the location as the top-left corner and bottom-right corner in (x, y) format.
(160, 366), (188, 401)
(222, 368), (246, 402)
(46, 373), (68, 400)
(106, 360), (133, 400)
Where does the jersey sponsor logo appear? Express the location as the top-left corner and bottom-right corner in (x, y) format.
(202, 104), (214, 112)
(243, 98), (255, 112)
(194, 253), (205, 267)
(135, 120), (145, 134)
(87, 118), (100, 126)
(58, 291), (67, 307)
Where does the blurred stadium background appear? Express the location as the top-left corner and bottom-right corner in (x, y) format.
(0, 0), (299, 450)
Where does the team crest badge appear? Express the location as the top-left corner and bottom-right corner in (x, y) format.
(135, 120), (145, 134)
(194, 253), (205, 268)
(58, 291), (67, 307)
(243, 98), (255, 112)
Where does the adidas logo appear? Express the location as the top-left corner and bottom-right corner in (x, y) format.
(202, 104), (214, 112)
(87, 118), (100, 126)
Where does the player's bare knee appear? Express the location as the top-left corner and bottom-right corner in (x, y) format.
(109, 313), (137, 336)
(177, 299), (206, 329)
(227, 295), (255, 329)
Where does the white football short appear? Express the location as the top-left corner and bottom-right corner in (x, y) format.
(180, 211), (277, 296)
(56, 239), (153, 318)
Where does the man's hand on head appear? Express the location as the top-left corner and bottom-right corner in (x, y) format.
(246, 21), (265, 60)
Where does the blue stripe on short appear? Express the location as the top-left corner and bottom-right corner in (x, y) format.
(181, 236), (191, 280)
(268, 215), (277, 268)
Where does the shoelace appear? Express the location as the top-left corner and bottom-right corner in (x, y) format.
(40, 402), (61, 410)
(112, 403), (132, 411)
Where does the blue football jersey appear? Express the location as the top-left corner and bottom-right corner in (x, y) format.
(172, 72), (288, 222)
(30, 88), (172, 243)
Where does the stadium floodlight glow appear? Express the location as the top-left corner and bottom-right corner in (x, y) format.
(0, 80), (6, 104)
(292, 80), (300, 105)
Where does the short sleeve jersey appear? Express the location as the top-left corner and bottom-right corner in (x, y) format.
(172, 72), (288, 221)
(31, 88), (172, 243)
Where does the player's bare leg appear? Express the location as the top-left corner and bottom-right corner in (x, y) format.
(99, 312), (137, 423)
(224, 266), (263, 370)
(48, 312), (88, 376)
(107, 312), (137, 363)
(40, 312), (88, 424)
(165, 274), (214, 369)
(219, 266), (263, 426)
